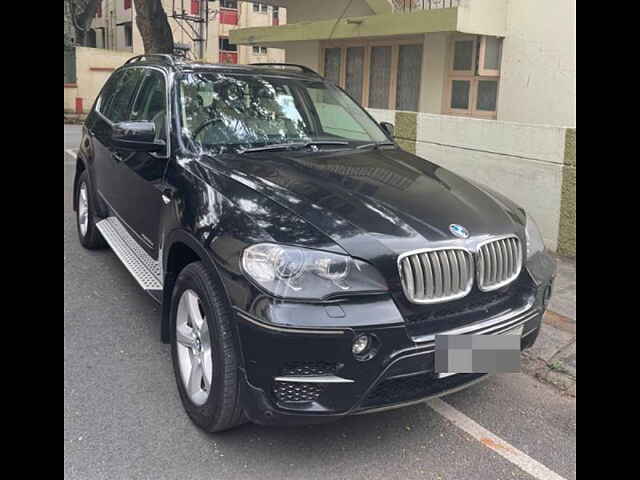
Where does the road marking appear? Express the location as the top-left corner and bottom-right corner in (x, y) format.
(65, 149), (78, 160)
(427, 398), (568, 480)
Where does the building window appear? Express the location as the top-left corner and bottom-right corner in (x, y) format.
(124, 0), (131, 10)
(321, 40), (424, 112)
(345, 47), (365, 103)
(96, 27), (106, 48)
(96, 1), (102, 17)
(220, 0), (238, 25)
(445, 35), (502, 119)
(396, 44), (423, 111)
(253, 2), (268, 13)
(273, 7), (279, 26)
(323, 48), (342, 86)
(252, 46), (268, 55)
(123, 22), (133, 48)
(219, 37), (237, 52)
(87, 29), (97, 48)
(368, 46), (392, 109)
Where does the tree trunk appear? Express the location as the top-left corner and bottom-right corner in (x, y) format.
(69, 0), (101, 47)
(133, 0), (174, 54)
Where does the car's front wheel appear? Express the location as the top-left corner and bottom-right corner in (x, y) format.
(170, 262), (246, 432)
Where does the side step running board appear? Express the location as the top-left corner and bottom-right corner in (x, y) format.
(96, 217), (163, 293)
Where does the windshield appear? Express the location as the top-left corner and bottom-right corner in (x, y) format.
(177, 72), (389, 152)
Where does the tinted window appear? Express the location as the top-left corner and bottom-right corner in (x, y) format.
(96, 70), (124, 116)
(131, 70), (167, 141)
(104, 68), (144, 122)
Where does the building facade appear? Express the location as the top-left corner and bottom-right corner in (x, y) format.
(230, 0), (575, 128)
(86, 0), (286, 64)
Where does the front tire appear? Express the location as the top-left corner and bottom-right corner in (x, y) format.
(76, 170), (106, 250)
(170, 262), (245, 433)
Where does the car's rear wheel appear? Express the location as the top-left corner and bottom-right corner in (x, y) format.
(170, 262), (246, 433)
(76, 170), (106, 249)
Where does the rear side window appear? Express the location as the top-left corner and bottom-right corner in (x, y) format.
(95, 70), (123, 117)
(102, 68), (144, 123)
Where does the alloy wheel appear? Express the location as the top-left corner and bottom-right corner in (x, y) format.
(175, 289), (213, 406)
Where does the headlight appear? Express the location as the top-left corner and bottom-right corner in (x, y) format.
(525, 215), (545, 260)
(241, 243), (388, 300)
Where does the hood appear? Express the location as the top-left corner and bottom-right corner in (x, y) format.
(202, 147), (525, 267)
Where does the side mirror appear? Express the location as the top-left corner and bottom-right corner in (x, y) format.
(380, 122), (395, 138)
(111, 121), (164, 152)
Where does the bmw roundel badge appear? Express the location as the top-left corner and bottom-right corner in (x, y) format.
(449, 224), (470, 239)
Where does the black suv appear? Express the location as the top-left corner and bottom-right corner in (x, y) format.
(73, 55), (556, 432)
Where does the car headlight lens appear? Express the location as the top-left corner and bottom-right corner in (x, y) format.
(242, 243), (388, 300)
(525, 215), (545, 260)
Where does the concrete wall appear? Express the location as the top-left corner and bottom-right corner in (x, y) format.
(457, 0), (507, 36)
(420, 32), (448, 114)
(65, 47), (133, 114)
(497, 0), (576, 127)
(368, 108), (576, 255)
(64, 84), (79, 113)
(285, 41), (322, 71)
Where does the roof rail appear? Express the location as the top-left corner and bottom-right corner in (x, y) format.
(249, 63), (323, 78)
(125, 54), (178, 66)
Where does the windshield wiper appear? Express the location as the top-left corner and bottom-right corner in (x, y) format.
(356, 141), (396, 150)
(239, 141), (350, 154)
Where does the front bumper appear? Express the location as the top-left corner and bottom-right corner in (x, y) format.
(233, 272), (551, 427)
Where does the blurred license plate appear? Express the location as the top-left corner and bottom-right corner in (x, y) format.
(435, 325), (523, 378)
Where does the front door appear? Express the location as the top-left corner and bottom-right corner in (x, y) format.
(111, 68), (170, 258)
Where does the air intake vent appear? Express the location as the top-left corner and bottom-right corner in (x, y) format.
(476, 236), (522, 292)
(398, 248), (474, 304)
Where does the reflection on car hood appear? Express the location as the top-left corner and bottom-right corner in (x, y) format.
(203, 147), (525, 263)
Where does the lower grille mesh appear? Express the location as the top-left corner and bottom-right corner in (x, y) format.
(273, 362), (339, 403)
(273, 382), (324, 403)
(362, 373), (485, 409)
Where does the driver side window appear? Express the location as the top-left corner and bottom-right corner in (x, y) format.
(131, 69), (168, 142)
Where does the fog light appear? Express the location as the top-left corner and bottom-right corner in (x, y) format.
(352, 334), (370, 355)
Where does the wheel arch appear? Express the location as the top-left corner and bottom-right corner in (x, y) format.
(161, 229), (233, 344)
(72, 156), (87, 212)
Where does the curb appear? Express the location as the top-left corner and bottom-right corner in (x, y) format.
(523, 310), (576, 397)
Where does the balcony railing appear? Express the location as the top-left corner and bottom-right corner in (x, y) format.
(392, 0), (460, 12)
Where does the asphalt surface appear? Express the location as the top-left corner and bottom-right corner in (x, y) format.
(63, 125), (576, 480)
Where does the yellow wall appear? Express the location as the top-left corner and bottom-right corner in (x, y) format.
(67, 47), (133, 114)
(497, 0), (576, 127)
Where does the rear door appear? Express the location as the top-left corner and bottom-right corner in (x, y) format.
(91, 67), (145, 217)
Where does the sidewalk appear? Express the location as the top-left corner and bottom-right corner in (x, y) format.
(523, 256), (576, 396)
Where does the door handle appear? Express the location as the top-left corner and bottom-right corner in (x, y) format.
(161, 188), (174, 205)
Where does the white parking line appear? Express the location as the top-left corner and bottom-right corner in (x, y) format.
(427, 398), (568, 480)
(65, 149), (78, 160)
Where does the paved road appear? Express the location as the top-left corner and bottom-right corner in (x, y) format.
(63, 125), (575, 480)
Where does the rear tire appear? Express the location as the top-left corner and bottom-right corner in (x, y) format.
(170, 262), (246, 433)
(76, 170), (106, 250)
